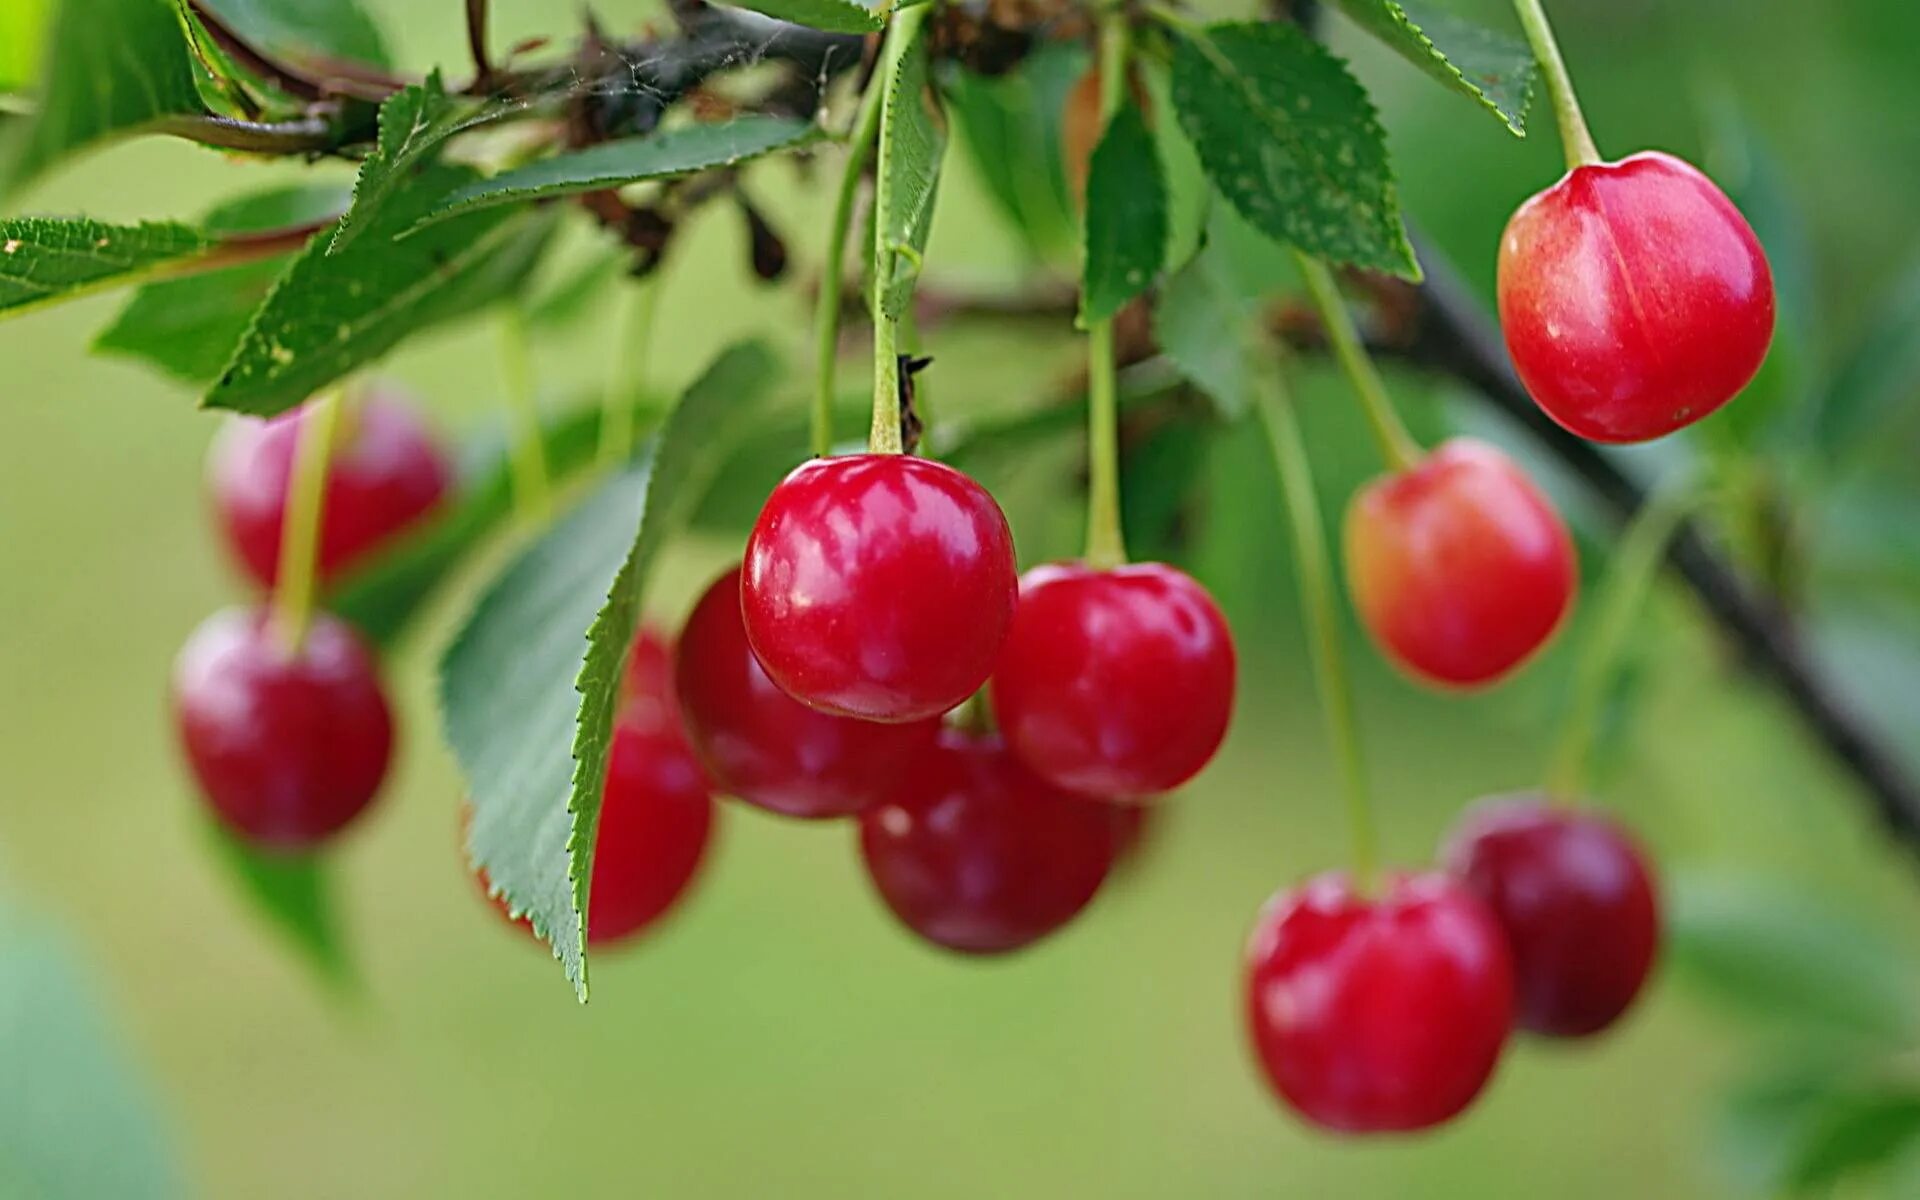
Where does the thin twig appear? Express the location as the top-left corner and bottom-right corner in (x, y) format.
(148, 112), (340, 154)
(466, 0), (497, 93)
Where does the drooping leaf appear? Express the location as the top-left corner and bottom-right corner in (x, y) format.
(410, 117), (822, 233)
(95, 184), (346, 383)
(1167, 20), (1417, 278)
(206, 163), (559, 417)
(0, 217), (210, 319)
(941, 45), (1081, 261)
(441, 342), (778, 998)
(4, 0), (206, 193)
(875, 15), (946, 321)
(1081, 101), (1167, 323)
(0, 0), (50, 93)
(1142, 57), (1208, 277)
(205, 823), (353, 989)
(1151, 208), (1294, 420)
(1817, 256), (1920, 467)
(1325, 0), (1536, 135)
(329, 72), (471, 253)
(714, 0), (881, 34)
(198, 0), (391, 69)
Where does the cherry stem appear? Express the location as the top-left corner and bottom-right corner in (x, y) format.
(1294, 253), (1423, 473)
(497, 305), (552, 521)
(1547, 478), (1702, 799)
(601, 276), (658, 468)
(814, 68), (887, 459)
(1082, 10), (1132, 570)
(868, 6), (930, 456)
(1256, 370), (1378, 890)
(271, 388), (346, 657)
(1510, 0), (1602, 170)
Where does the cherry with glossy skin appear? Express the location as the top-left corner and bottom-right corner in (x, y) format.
(1245, 871), (1515, 1134)
(677, 568), (940, 820)
(991, 562), (1235, 798)
(210, 388), (453, 589)
(742, 454), (1018, 724)
(1499, 151), (1775, 444)
(1345, 438), (1577, 689)
(173, 608), (393, 850)
(1443, 794), (1660, 1039)
(859, 729), (1117, 955)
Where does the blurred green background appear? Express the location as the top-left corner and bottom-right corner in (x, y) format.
(4, 1), (1920, 1196)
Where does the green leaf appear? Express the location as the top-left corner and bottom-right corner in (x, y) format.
(206, 163), (559, 417)
(410, 117), (822, 233)
(1167, 20), (1417, 278)
(875, 15), (946, 321)
(942, 47), (1081, 261)
(329, 72), (469, 254)
(715, 0), (881, 34)
(441, 342), (778, 998)
(1143, 57), (1208, 277)
(198, 0), (391, 69)
(1787, 1085), (1920, 1191)
(1325, 0), (1535, 135)
(0, 0), (50, 92)
(1667, 873), (1920, 1045)
(1151, 209), (1294, 419)
(0, 217), (210, 320)
(95, 184), (345, 383)
(1082, 102), (1167, 323)
(4, 0), (205, 193)
(205, 823), (353, 989)
(1817, 257), (1920, 466)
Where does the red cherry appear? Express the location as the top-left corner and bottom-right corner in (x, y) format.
(741, 454), (1018, 724)
(677, 568), (940, 820)
(1442, 795), (1660, 1039)
(1498, 151), (1775, 444)
(620, 628), (682, 735)
(173, 608), (393, 850)
(991, 562), (1235, 798)
(1245, 871), (1515, 1133)
(1345, 438), (1576, 688)
(584, 717), (716, 946)
(210, 388), (453, 589)
(859, 729), (1116, 955)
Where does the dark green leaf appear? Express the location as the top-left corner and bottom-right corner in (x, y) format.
(1325, 0), (1535, 134)
(1168, 20), (1417, 278)
(198, 0), (391, 69)
(1817, 257), (1920, 465)
(942, 47), (1081, 261)
(95, 184), (346, 383)
(205, 823), (353, 989)
(1788, 1086), (1920, 1191)
(410, 117), (822, 233)
(1143, 58), (1208, 276)
(1122, 417), (1212, 562)
(716, 0), (881, 34)
(441, 343), (778, 998)
(0, 0), (50, 92)
(1082, 102), (1167, 323)
(0, 217), (209, 319)
(206, 163), (559, 416)
(876, 16), (946, 320)
(329, 72), (470, 253)
(4, 0), (205, 192)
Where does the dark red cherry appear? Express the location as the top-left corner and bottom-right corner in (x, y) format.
(741, 454), (1018, 724)
(1245, 871), (1514, 1134)
(1498, 151), (1775, 444)
(991, 562), (1235, 798)
(173, 608), (393, 850)
(1345, 438), (1576, 689)
(210, 388), (453, 589)
(585, 717), (717, 946)
(620, 628), (682, 733)
(859, 729), (1116, 955)
(1443, 795), (1660, 1039)
(677, 568), (940, 820)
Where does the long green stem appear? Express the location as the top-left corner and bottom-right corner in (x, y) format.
(271, 388), (345, 655)
(498, 306), (551, 520)
(1511, 0), (1601, 170)
(869, 6), (929, 456)
(814, 72), (887, 458)
(1294, 252), (1423, 473)
(600, 276), (658, 467)
(1256, 371), (1378, 889)
(1082, 11), (1132, 569)
(1547, 480), (1702, 798)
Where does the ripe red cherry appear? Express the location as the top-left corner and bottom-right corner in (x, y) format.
(991, 562), (1235, 798)
(1442, 795), (1660, 1039)
(1345, 438), (1576, 688)
(1498, 151), (1775, 444)
(741, 454), (1018, 724)
(173, 608), (393, 850)
(1245, 871), (1515, 1133)
(859, 729), (1116, 955)
(209, 388), (453, 589)
(676, 568), (940, 820)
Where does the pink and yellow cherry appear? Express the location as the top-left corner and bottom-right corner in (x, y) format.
(210, 387), (453, 589)
(859, 729), (1117, 955)
(676, 568), (940, 820)
(991, 562), (1235, 798)
(1345, 438), (1577, 688)
(741, 455), (1018, 724)
(1499, 151), (1775, 444)
(173, 608), (393, 850)
(1245, 871), (1515, 1134)
(1443, 795), (1660, 1039)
